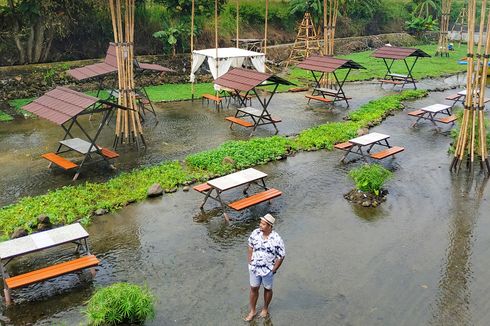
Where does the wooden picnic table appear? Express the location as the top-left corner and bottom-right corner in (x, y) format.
(0, 223), (98, 304)
(409, 103), (456, 130)
(195, 168), (282, 221)
(335, 132), (405, 163)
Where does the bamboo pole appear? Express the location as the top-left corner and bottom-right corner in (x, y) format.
(436, 0), (452, 57)
(191, 0), (195, 101)
(236, 0), (239, 48)
(264, 0), (268, 55)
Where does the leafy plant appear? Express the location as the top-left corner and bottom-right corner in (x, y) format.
(348, 164), (393, 195)
(85, 283), (155, 326)
(405, 15), (438, 35)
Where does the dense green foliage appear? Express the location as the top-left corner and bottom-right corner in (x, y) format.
(0, 89), (428, 237)
(85, 283), (155, 326)
(348, 163), (393, 195)
(0, 111), (13, 122)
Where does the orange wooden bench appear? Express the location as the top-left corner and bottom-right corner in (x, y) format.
(100, 147), (119, 159)
(445, 94), (463, 101)
(193, 183), (211, 193)
(334, 142), (354, 150)
(407, 109), (425, 117)
(380, 79), (404, 85)
(225, 116), (254, 128)
(305, 95), (333, 103)
(437, 115), (457, 124)
(41, 153), (78, 170)
(202, 94), (223, 110)
(370, 146), (405, 160)
(228, 188), (282, 211)
(5, 255), (99, 290)
(289, 87), (309, 92)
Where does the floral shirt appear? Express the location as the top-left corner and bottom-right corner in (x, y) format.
(248, 228), (286, 276)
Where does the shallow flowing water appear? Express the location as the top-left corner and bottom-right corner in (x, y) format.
(3, 75), (490, 325)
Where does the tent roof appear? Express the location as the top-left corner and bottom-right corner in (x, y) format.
(372, 46), (431, 60)
(297, 55), (365, 73)
(192, 47), (265, 59)
(214, 68), (294, 92)
(23, 87), (99, 125)
(67, 43), (173, 81)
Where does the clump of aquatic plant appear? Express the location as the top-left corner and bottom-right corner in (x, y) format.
(348, 164), (393, 195)
(294, 121), (360, 150)
(85, 283), (155, 326)
(186, 136), (295, 175)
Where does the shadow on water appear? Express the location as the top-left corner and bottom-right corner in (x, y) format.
(429, 173), (489, 326)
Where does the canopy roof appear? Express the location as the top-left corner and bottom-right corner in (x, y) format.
(23, 87), (99, 125)
(297, 55), (365, 73)
(67, 43), (173, 81)
(372, 46), (431, 60)
(214, 68), (294, 92)
(192, 47), (264, 59)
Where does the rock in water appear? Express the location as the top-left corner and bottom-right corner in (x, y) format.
(11, 228), (28, 239)
(37, 214), (51, 225)
(95, 208), (108, 216)
(147, 183), (163, 197)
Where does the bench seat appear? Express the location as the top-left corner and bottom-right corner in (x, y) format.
(370, 146), (405, 160)
(202, 94), (222, 103)
(5, 255), (99, 290)
(225, 116), (253, 127)
(445, 94), (463, 101)
(288, 87), (309, 92)
(99, 147), (119, 159)
(437, 115), (457, 124)
(380, 79), (404, 85)
(334, 142), (353, 150)
(305, 95), (333, 103)
(41, 153), (78, 170)
(228, 188), (282, 211)
(193, 183), (211, 193)
(408, 109), (425, 117)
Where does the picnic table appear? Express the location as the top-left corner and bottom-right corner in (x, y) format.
(408, 103), (456, 129)
(334, 132), (405, 163)
(193, 168), (282, 221)
(0, 223), (99, 304)
(445, 89), (490, 108)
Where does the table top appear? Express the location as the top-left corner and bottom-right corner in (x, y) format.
(238, 107), (264, 117)
(457, 89), (467, 96)
(421, 104), (451, 113)
(349, 132), (390, 146)
(0, 223), (89, 260)
(60, 138), (98, 154)
(207, 168), (267, 191)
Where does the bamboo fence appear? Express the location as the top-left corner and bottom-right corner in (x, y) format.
(451, 0), (490, 174)
(436, 0), (452, 57)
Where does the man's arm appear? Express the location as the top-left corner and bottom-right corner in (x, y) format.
(272, 257), (284, 274)
(248, 246), (253, 263)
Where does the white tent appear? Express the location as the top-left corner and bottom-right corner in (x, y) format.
(190, 47), (266, 83)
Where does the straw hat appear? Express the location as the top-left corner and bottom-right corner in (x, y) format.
(261, 213), (275, 226)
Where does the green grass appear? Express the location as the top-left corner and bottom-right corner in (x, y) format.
(0, 89), (428, 238)
(349, 164), (393, 195)
(0, 111), (14, 122)
(85, 283), (155, 326)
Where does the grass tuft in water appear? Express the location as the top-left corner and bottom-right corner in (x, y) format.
(348, 164), (393, 196)
(85, 282), (155, 326)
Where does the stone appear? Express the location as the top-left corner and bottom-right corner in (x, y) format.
(183, 186), (190, 192)
(37, 214), (51, 225)
(147, 183), (163, 197)
(37, 223), (52, 231)
(11, 228), (28, 239)
(165, 187), (178, 193)
(372, 201), (379, 207)
(222, 156), (235, 166)
(357, 128), (369, 136)
(95, 208), (108, 216)
(361, 200), (372, 207)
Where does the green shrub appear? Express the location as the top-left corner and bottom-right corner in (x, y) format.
(85, 283), (155, 326)
(348, 164), (393, 195)
(295, 121), (360, 150)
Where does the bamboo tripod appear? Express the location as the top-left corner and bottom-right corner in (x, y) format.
(436, 0), (452, 57)
(322, 0), (339, 87)
(285, 12), (322, 68)
(451, 0), (490, 174)
(108, 0), (145, 149)
(450, 3), (467, 46)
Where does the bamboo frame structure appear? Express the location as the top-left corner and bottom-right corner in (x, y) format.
(322, 0), (339, 87)
(451, 0), (490, 174)
(436, 0), (452, 57)
(450, 3), (467, 46)
(108, 0), (145, 149)
(285, 12), (323, 68)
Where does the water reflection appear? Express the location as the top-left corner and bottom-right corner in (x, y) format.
(430, 174), (488, 325)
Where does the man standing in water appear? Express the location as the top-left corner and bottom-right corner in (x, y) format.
(245, 213), (286, 321)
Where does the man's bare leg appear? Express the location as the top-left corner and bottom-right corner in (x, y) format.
(260, 288), (273, 317)
(245, 286), (260, 321)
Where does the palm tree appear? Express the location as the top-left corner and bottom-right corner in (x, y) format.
(414, 0), (440, 19)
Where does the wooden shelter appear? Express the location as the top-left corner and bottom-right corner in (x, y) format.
(372, 46), (431, 89)
(22, 87), (126, 180)
(451, 0), (490, 174)
(436, 0), (452, 57)
(297, 55), (364, 107)
(215, 68), (294, 136)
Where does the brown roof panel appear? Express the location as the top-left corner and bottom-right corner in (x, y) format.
(297, 55), (365, 73)
(214, 68), (294, 92)
(104, 43), (118, 67)
(372, 46), (431, 60)
(67, 62), (117, 80)
(137, 62), (174, 73)
(22, 87), (98, 125)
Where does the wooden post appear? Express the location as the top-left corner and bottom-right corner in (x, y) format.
(236, 0), (239, 48)
(191, 0), (195, 101)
